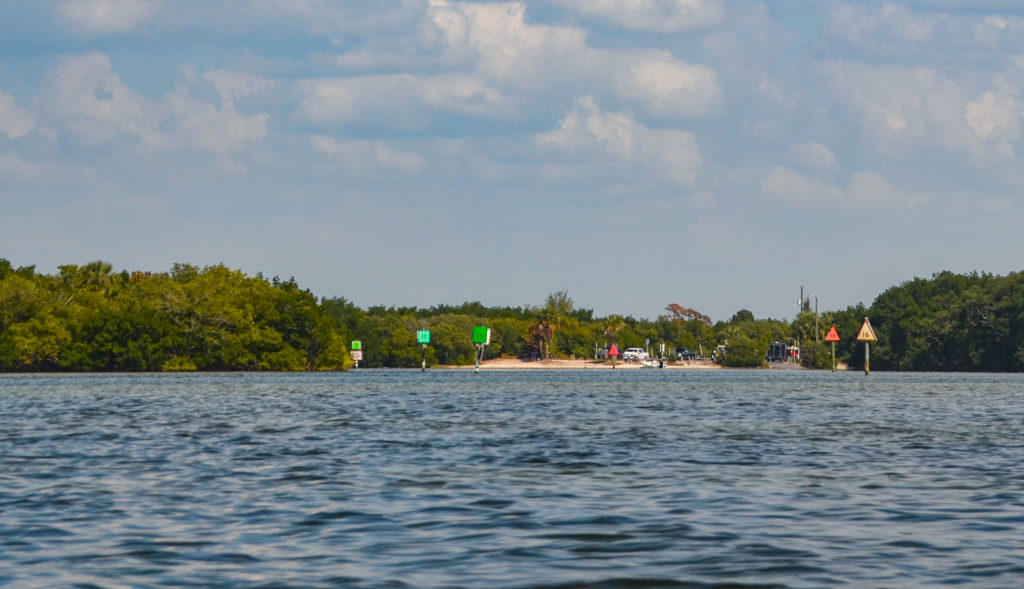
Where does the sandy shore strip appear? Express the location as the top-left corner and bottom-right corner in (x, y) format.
(469, 357), (722, 370)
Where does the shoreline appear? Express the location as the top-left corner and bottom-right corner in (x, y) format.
(468, 357), (723, 370)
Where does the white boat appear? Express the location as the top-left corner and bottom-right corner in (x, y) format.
(640, 358), (665, 369)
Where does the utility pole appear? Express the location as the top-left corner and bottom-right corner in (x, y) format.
(815, 295), (819, 342)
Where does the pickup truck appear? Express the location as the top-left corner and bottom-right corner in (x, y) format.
(675, 348), (697, 361)
(622, 347), (647, 361)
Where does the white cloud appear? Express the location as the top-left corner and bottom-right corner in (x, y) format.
(298, 79), (358, 123)
(879, 4), (935, 43)
(828, 3), (938, 50)
(846, 171), (929, 209)
(761, 167), (928, 210)
(614, 50), (722, 119)
(301, 1), (721, 128)
(823, 60), (1022, 162)
(788, 142), (840, 172)
(555, 0), (724, 33)
(431, 1), (589, 87)
(48, 51), (167, 147)
(203, 70), (274, 104)
(761, 166), (842, 208)
(965, 91), (1020, 153)
(418, 75), (510, 114)
(0, 153), (43, 180)
(418, 1), (721, 119)
(239, 0), (416, 37)
(537, 96), (702, 186)
(48, 52), (269, 162)
(311, 135), (424, 174)
(164, 70), (273, 168)
(0, 91), (36, 139)
(165, 85), (267, 156)
(299, 73), (512, 129)
(827, 4), (1024, 57)
(59, 0), (161, 35)
(973, 14), (1024, 46)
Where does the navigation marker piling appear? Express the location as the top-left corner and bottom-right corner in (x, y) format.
(417, 330), (431, 371)
(856, 318), (877, 375)
(472, 326), (491, 373)
(824, 326), (840, 372)
(351, 340), (362, 369)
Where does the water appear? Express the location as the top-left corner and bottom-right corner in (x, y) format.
(2, 370), (1023, 588)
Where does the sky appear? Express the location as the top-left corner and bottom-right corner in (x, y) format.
(3, 0), (1024, 323)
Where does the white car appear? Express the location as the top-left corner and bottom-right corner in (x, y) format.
(622, 347), (647, 362)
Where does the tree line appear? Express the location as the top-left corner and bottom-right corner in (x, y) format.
(2, 259), (1023, 371)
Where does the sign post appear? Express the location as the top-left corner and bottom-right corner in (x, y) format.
(417, 330), (431, 371)
(350, 340), (362, 368)
(608, 343), (619, 369)
(824, 326), (840, 372)
(472, 326), (491, 373)
(856, 318), (877, 375)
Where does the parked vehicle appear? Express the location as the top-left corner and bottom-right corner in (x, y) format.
(622, 347), (647, 362)
(675, 347), (697, 361)
(767, 341), (800, 363)
(711, 344), (727, 363)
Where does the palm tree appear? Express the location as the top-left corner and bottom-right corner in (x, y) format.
(603, 314), (626, 343)
(79, 261), (113, 289)
(531, 291), (574, 359)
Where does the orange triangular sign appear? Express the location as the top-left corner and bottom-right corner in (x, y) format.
(824, 326), (840, 342)
(856, 319), (877, 342)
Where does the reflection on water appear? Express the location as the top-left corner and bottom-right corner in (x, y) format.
(2, 370), (1023, 587)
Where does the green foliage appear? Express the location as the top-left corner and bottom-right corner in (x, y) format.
(5, 261), (1024, 373)
(0, 260), (359, 372)
(863, 270), (1024, 371)
(0, 274), (45, 330)
(162, 356), (198, 372)
(491, 317), (529, 358)
(315, 332), (354, 371)
(718, 333), (766, 368)
(554, 317), (592, 358)
(429, 314), (478, 365)
(260, 346), (307, 371)
(729, 309), (755, 324)
(791, 311), (822, 344)
(7, 315), (71, 369)
(799, 341), (833, 370)
(529, 290), (574, 359)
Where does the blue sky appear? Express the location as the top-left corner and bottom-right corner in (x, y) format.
(3, 1), (1024, 322)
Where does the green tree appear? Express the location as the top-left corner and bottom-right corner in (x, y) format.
(6, 314), (71, 369)
(429, 314), (477, 365)
(718, 332), (765, 368)
(531, 290), (574, 358)
(799, 341), (832, 370)
(315, 331), (354, 370)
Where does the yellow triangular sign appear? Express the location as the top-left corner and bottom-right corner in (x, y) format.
(856, 318), (877, 342)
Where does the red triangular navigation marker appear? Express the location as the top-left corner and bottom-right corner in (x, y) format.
(608, 343), (620, 357)
(824, 326), (840, 342)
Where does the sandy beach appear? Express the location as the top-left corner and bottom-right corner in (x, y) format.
(472, 357), (722, 370)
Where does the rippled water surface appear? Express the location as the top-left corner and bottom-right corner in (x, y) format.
(2, 370), (1024, 588)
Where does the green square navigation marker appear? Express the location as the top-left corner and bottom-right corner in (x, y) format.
(472, 326), (491, 345)
(351, 340), (362, 351)
(417, 330), (431, 344)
